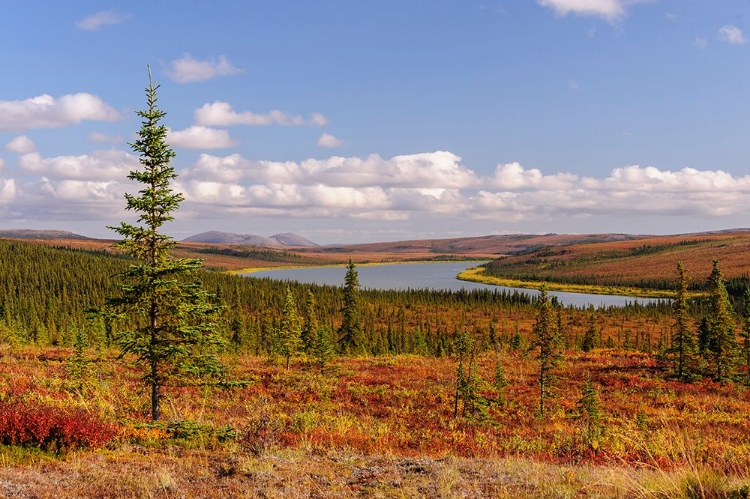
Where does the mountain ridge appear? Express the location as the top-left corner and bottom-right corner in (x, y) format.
(183, 231), (318, 247)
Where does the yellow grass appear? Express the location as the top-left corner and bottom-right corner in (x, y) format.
(456, 266), (680, 299)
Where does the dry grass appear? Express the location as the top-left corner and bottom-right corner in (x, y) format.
(1, 347), (749, 497)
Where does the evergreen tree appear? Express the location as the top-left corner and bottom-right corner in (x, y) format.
(493, 346), (508, 406)
(577, 377), (604, 449)
(706, 260), (737, 382)
(667, 262), (696, 380)
(741, 288), (750, 385)
(582, 313), (597, 352)
(697, 316), (711, 357)
(534, 284), (562, 417)
(301, 290), (318, 352)
(274, 286), (302, 369)
(338, 260), (363, 354)
(310, 325), (335, 373)
(105, 68), (224, 421)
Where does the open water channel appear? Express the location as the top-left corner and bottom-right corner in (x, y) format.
(243, 261), (664, 308)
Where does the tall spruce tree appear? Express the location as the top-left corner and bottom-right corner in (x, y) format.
(668, 262), (695, 380)
(338, 260), (363, 354)
(106, 68), (224, 421)
(706, 260), (737, 382)
(534, 284), (561, 417)
(741, 288), (750, 385)
(274, 286), (302, 369)
(301, 290), (319, 353)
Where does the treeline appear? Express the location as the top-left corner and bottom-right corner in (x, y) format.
(0, 239), (677, 356)
(483, 261), (750, 309)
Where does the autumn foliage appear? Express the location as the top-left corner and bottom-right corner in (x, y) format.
(0, 398), (114, 450)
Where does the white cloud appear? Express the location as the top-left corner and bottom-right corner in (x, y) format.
(167, 126), (236, 149)
(318, 133), (344, 148)
(0, 159), (4, 172)
(693, 37), (708, 49)
(88, 132), (123, 143)
(538, 0), (625, 21)
(76, 10), (130, 31)
(718, 25), (746, 45)
(18, 150), (139, 181)
(5, 149), (750, 229)
(0, 93), (120, 132)
(194, 101), (328, 127)
(167, 54), (244, 84)
(185, 151), (477, 189)
(4, 135), (36, 154)
(665, 12), (676, 21)
(0, 178), (16, 200)
(177, 154), (750, 222)
(567, 79), (580, 91)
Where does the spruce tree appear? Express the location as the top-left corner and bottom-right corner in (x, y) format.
(706, 260), (737, 382)
(741, 288), (750, 385)
(301, 290), (318, 353)
(534, 284), (561, 417)
(338, 260), (363, 354)
(582, 313), (597, 353)
(668, 262), (696, 380)
(106, 68), (224, 421)
(274, 286), (302, 369)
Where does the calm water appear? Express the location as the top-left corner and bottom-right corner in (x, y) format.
(243, 261), (664, 308)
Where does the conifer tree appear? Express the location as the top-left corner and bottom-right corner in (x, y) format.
(338, 260), (363, 354)
(706, 260), (737, 382)
(301, 290), (318, 353)
(534, 284), (561, 417)
(741, 288), (750, 385)
(106, 68), (224, 421)
(582, 313), (597, 352)
(311, 325), (335, 373)
(667, 262), (696, 380)
(274, 286), (302, 369)
(577, 377), (603, 448)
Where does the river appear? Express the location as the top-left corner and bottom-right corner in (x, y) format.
(242, 261), (664, 308)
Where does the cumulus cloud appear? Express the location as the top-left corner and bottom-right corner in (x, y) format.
(693, 37), (708, 49)
(18, 150), (139, 181)
(317, 133), (344, 148)
(0, 159), (5, 172)
(185, 151), (477, 189)
(76, 10), (130, 31)
(538, 0), (625, 21)
(718, 25), (746, 45)
(176, 153), (750, 222)
(167, 126), (236, 149)
(167, 54), (244, 84)
(0, 178), (16, 200)
(88, 132), (123, 143)
(0, 94), (119, 132)
(194, 101), (328, 127)
(5, 149), (750, 228)
(4, 135), (35, 154)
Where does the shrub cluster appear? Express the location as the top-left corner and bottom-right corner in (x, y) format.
(0, 400), (114, 450)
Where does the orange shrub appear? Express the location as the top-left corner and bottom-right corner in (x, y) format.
(0, 400), (114, 450)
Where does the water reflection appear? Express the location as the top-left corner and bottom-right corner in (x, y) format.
(244, 261), (664, 308)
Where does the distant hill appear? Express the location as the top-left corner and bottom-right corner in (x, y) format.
(321, 233), (648, 256)
(183, 231), (317, 247)
(0, 229), (89, 240)
(269, 233), (318, 247)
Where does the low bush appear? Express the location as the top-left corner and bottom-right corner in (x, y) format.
(0, 399), (114, 450)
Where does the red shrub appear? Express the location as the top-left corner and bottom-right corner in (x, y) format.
(0, 400), (114, 450)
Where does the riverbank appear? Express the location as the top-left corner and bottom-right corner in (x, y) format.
(229, 259), (490, 276)
(456, 266), (680, 299)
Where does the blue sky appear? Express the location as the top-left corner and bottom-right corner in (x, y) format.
(1, 0), (749, 244)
